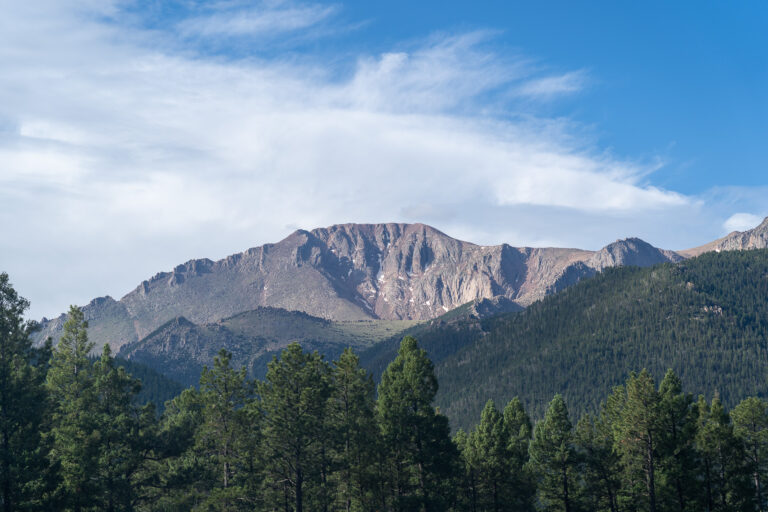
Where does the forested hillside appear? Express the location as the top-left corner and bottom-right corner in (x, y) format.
(5, 270), (768, 511)
(435, 249), (768, 428)
(112, 357), (185, 408)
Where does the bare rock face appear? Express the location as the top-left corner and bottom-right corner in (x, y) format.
(680, 217), (768, 257)
(33, 223), (682, 351)
(588, 238), (684, 271)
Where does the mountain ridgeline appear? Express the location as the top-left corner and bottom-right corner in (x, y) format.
(33, 223), (684, 352)
(118, 307), (417, 386)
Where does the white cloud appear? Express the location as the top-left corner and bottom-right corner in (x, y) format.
(0, 0), (740, 319)
(517, 70), (588, 98)
(723, 213), (763, 233)
(178, 3), (337, 38)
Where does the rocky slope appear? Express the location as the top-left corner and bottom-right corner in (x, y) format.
(680, 217), (768, 257)
(117, 307), (412, 386)
(34, 222), (683, 351)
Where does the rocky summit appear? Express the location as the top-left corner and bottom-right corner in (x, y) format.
(680, 216), (768, 257)
(33, 222), (691, 351)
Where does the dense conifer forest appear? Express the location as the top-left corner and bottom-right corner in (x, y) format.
(431, 249), (768, 428)
(5, 268), (768, 511)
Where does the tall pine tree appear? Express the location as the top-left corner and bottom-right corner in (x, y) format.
(503, 398), (535, 512)
(328, 348), (380, 512)
(376, 336), (459, 511)
(528, 394), (576, 512)
(46, 306), (99, 512)
(732, 397), (768, 511)
(259, 343), (332, 512)
(0, 273), (50, 511)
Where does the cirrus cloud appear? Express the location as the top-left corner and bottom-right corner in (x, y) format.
(0, 0), (740, 319)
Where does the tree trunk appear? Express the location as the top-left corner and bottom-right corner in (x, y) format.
(647, 433), (657, 512)
(562, 465), (571, 512)
(2, 428), (10, 512)
(296, 468), (303, 512)
(754, 443), (763, 512)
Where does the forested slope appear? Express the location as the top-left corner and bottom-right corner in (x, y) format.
(436, 249), (768, 429)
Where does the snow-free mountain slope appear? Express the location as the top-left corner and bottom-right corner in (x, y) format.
(33, 222), (682, 351)
(680, 217), (768, 257)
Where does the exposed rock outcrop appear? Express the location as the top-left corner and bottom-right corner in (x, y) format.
(33, 223), (682, 351)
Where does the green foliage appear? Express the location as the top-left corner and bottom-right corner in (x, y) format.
(327, 348), (381, 511)
(46, 306), (100, 511)
(0, 272), (50, 511)
(528, 394), (577, 512)
(258, 343), (333, 512)
(376, 336), (460, 511)
(435, 249), (768, 429)
(732, 397), (768, 510)
(112, 358), (184, 411)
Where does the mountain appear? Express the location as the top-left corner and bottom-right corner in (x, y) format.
(680, 216), (768, 257)
(427, 249), (768, 430)
(33, 223), (681, 351)
(118, 306), (416, 387)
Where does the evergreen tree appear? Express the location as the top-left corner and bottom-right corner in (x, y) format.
(376, 336), (459, 511)
(92, 345), (153, 512)
(502, 398), (535, 512)
(0, 273), (49, 511)
(696, 396), (752, 511)
(657, 369), (698, 512)
(145, 387), (206, 511)
(328, 348), (380, 512)
(731, 397), (768, 511)
(46, 306), (99, 512)
(455, 429), (480, 512)
(193, 349), (258, 511)
(574, 414), (620, 512)
(472, 400), (510, 511)
(608, 370), (661, 512)
(259, 343), (332, 512)
(528, 394), (577, 512)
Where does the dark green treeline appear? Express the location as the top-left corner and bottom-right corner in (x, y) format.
(5, 273), (768, 511)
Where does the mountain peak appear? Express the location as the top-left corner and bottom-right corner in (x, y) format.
(32, 221), (681, 351)
(681, 216), (768, 257)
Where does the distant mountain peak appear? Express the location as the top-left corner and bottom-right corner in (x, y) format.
(32, 221), (683, 351)
(681, 216), (768, 257)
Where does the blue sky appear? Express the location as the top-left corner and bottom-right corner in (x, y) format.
(0, 0), (766, 318)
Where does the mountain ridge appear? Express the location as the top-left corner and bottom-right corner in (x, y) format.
(36, 219), (753, 351)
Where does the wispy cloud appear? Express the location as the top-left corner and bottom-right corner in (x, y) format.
(178, 3), (337, 39)
(517, 70), (588, 98)
(724, 212), (764, 233)
(0, 0), (733, 319)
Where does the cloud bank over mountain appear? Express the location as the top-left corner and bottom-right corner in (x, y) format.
(0, 1), (762, 318)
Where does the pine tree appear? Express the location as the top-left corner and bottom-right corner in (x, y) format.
(732, 397), (768, 511)
(696, 396), (752, 511)
(455, 428), (480, 512)
(46, 306), (99, 512)
(328, 348), (380, 512)
(657, 369), (698, 512)
(528, 394), (577, 512)
(502, 398), (535, 511)
(193, 349), (257, 511)
(146, 387), (206, 511)
(574, 414), (620, 512)
(259, 343), (332, 512)
(0, 273), (50, 511)
(376, 336), (459, 511)
(608, 370), (661, 512)
(92, 345), (154, 512)
(471, 400), (510, 511)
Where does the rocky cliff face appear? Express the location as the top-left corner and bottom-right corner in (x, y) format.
(680, 217), (768, 257)
(34, 222), (682, 351)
